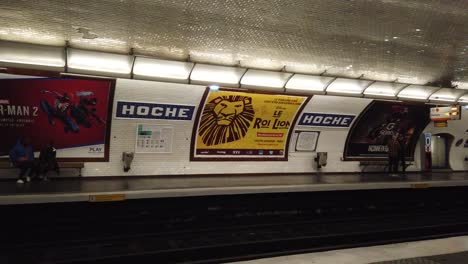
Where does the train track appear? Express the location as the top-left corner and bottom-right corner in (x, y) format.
(2, 187), (468, 263)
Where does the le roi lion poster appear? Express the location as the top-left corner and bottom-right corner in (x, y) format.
(191, 88), (310, 161)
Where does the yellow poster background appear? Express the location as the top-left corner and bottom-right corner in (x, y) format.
(194, 89), (307, 158)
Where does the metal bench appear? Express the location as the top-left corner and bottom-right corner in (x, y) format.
(0, 161), (84, 177)
(359, 160), (413, 173)
(359, 160), (388, 173)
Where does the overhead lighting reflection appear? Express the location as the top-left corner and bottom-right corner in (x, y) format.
(429, 88), (467, 103)
(240, 69), (292, 90)
(397, 85), (439, 100)
(326, 78), (372, 95)
(285, 74), (333, 94)
(190, 64), (246, 87)
(0, 40), (65, 71)
(133, 57), (193, 83)
(67, 48), (133, 77)
(364, 82), (406, 98)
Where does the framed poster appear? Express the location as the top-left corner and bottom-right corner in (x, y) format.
(0, 78), (115, 161)
(135, 124), (173, 153)
(191, 88), (310, 161)
(344, 101), (430, 160)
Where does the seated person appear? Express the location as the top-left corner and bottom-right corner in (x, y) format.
(9, 137), (35, 184)
(37, 142), (60, 181)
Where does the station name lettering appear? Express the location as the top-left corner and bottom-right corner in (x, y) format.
(116, 101), (195, 121)
(298, 113), (355, 127)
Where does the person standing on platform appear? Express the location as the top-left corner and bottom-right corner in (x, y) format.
(9, 137), (35, 184)
(387, 134), (400, 176)
(398, 133), (407, 175)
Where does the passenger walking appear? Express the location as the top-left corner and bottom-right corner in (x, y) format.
(9, 137), (36, 184)
(387, 135), (400, 176)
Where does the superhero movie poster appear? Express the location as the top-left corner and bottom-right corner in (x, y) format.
(0, 78), (114, 160)
(191, 88), (309, 161)
(344, 101), (430, 160)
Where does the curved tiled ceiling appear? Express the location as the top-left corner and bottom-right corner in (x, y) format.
(0, 0), (467, 88)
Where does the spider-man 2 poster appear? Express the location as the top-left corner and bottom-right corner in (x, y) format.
(0, 78), (114, 161)
(344, 101), (430, 160)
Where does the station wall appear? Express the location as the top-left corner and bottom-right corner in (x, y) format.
(83, 79), (370, 177)
(417, 107), (468, 171)
(1, 74), (466, 181)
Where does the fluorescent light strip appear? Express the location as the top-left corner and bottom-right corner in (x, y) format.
(429, 88), (467, 102)
(364, 82), (406, 97)
(398, 85), (439, 100)
(458, 94), (468, 104)
(326, 78), (372, 95)
(241, 69), (292, 89)
(67, 48), (133, 75)
(430, 97), (457, 102)
(133, 57), (193, 83)
(1, 41), (464, 104)
(0, 41), (65, 70)
(285, 74), (333, 93)
(190, 64), (246, 86)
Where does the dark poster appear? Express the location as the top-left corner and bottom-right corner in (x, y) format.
(345, 101), (430, 160)
(0, 78), (114, 160)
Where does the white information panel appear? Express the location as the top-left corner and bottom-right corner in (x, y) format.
(296, 131), (319, 152)
(135, 124), (173, 153)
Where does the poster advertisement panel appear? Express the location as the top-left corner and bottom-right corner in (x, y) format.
(191, 88), (309, 161)
(344, 101), (430, 160)
(0, 78), (114, 161)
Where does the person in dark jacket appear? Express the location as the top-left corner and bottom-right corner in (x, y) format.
(397, 133), (407, 175)
(9, 137), (35, 184)
(387, 134), (400, 176)
(37, 141), (60, 181)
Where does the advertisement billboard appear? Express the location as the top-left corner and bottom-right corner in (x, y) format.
(344, 101), (430, 160)
(0, 78), (115, 161)
(191, 88), (309, 161)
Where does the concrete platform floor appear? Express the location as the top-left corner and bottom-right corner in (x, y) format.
(230, 236), (468, 264)
(0, 171), (467, 204)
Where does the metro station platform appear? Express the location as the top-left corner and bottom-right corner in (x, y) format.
(230, 235), (468, 264)
(0, 171), (467, 205)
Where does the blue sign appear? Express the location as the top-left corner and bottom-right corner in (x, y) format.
(298, 113), (355, 127)
(424, 132), (432, 152)
(116, 101), (195, 121)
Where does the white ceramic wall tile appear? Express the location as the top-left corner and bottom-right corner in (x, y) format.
(3, 73), (465, 184)
(83, 85), (372, 177)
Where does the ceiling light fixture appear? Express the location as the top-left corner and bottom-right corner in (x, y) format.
(190, 64), (246, 87)
(67, 48), (133, 78)
(0, 40), (65, 71)
(364, 82), (406, 98)
(326, 78), (373, 96)
(240, 69), (292, 91)
(397, 85), (439, 100)
(285, 74), (333, 94)
(133, 57), (193, 83)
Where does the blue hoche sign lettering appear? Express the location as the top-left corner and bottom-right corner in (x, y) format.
(116, 101), (195, 120)
(298, 113), (355, 127)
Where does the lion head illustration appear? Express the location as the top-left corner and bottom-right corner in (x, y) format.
(199, 95), (255, 146)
